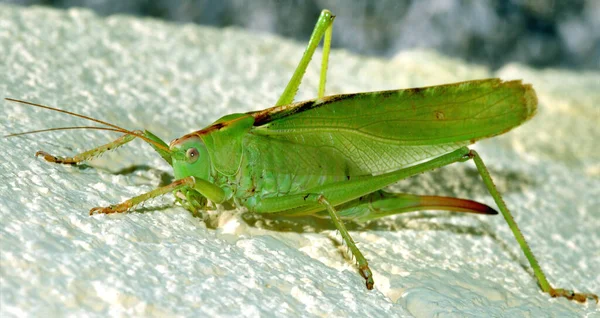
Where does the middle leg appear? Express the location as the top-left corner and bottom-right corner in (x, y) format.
(309, 193), (374, 289)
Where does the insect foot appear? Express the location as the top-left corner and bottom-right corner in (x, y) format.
(35, 151), (77, 164)
(89, 203), (132, 215)
(359, 266), (374, 290)
(550, 288), (598, 303)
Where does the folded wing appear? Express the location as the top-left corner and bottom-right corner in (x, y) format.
(248, 79), (536, 176)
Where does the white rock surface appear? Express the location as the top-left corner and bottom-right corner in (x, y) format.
(1, 4), (598, 317)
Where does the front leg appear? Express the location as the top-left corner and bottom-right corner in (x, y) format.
(174, 187), (210, 217)
(90, 176), (198, 215)
(36, 129), (173, 165)
(37, 131), (141, 164)
(91, 175), (227, 215)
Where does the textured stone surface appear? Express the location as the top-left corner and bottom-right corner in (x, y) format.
(1, 4), (598, 317)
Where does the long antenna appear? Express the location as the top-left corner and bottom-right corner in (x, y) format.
(4, 98), (170, 152)
(5, 126), (127, 138)
(6, 98), (128, 132)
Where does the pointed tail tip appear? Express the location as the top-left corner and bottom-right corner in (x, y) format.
(485, 205), (499, 215)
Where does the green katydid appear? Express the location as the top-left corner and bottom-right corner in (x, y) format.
(5, 9), (597, 303)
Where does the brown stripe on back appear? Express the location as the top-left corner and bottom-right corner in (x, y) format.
(250, 94), (354, 126)
(169, 122), (226, 147)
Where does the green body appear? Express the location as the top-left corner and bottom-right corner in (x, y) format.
(8, 9), (596, 302)
(170, 79), (535, 218)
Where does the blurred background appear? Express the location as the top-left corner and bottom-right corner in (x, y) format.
(3, 0), (599, 70)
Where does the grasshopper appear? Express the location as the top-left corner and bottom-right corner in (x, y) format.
(6, 9), (597, 303)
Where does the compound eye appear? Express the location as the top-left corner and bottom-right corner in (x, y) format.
(186, 147), (199, 163)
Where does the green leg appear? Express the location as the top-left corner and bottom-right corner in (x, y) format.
(36, 131), (140, 164)
(275, 9), (335, 106)
(313, 194), (374, 289)
(174, 187), (208, 217)
(318, 18), (333, 99)
(90, 176), (196, 215)
(468, 150), (598, 303)
(90, 176), (226, 215)
(35, 129), (172, 165)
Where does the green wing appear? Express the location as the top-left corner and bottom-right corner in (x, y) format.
(248, 78), (536, 176)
